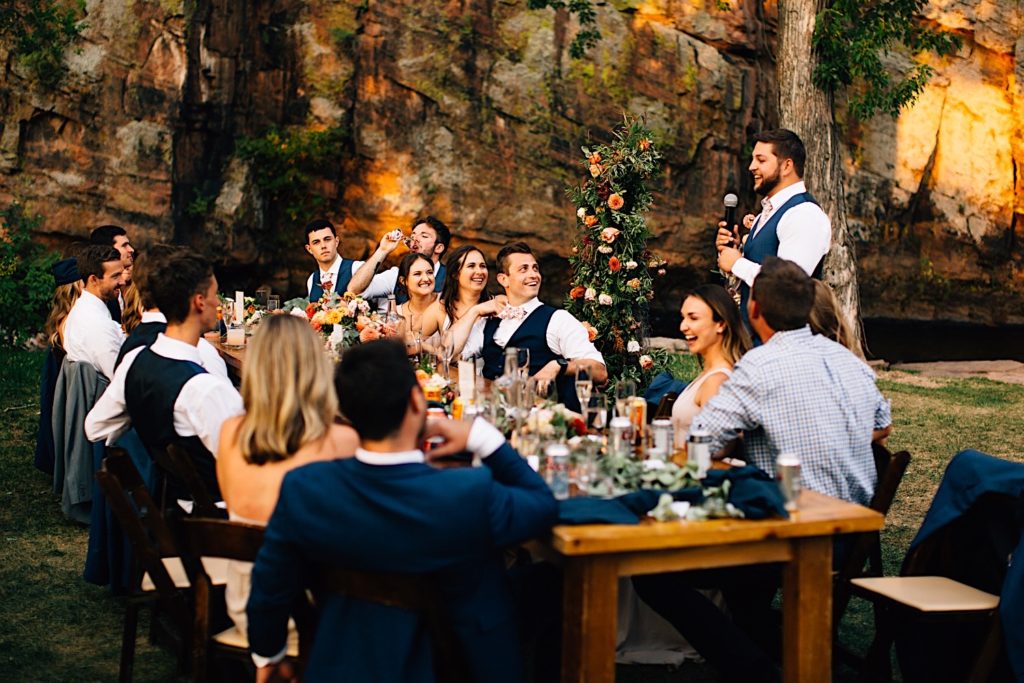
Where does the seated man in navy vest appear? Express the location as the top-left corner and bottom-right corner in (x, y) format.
(715, 129), (831, 337)
(344, 215), (452, 304)
(114, 245), (228, 376)
(86, 246), (242, 496)
(247, 339), (558, 683)
(459, 242), (607, 413)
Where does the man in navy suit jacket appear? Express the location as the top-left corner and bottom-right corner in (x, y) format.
(247, 339), (559, 682)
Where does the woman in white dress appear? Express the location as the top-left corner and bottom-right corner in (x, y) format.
(394, 253), (441, 356)
(216, 315), (358, 641)
(671, 283), (752, 447)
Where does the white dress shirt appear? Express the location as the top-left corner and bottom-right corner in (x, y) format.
(460, 297), (605, 365)
(64, 290), (126, 380)
(138, 311), (228, 379)
(732, 181), (831, 287)
(85, 333), (243, 453)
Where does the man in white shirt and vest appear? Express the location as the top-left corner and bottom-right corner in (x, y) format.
(86, 246), (242, 496)
(715, 128), (831, 338)
(460, 241), (607, 412)
(63, 244), (128, 380)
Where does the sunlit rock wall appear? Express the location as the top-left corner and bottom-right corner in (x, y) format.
(0, 0), (1020, 324)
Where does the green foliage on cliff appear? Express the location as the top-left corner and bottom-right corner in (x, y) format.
(0, 203), (58, 345)
(235, 125), (349, 236)
(813, 0), (961, 119)
(0, 0), (85, 90)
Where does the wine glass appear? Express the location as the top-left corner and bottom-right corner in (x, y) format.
(515, 347), (530, 381)
(615, 380), (637, 418)
(575, 367), (592, 420)
(587, 394), (609, 433)
(440, 332), (456, 379)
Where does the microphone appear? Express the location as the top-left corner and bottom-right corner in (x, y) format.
(723, 193), (739, 247)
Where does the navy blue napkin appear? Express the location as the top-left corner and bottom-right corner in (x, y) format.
(704, 465), (789, 519)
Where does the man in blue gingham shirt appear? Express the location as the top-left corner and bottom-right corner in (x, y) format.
(690, 257), (892, 506)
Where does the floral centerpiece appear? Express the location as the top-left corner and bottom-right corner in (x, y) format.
(283, 291), (389, 359)
(521, 403), (588, 441)
(564, 114), (673, 387)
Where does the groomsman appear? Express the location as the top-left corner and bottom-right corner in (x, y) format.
(460, 241), (607, 412)
(63, 244), (127, 380)
(90, 225), (135, 322)
(715, 129), (831, 334)
(345, 215), (452, 303)
(86, 246), (242, 494)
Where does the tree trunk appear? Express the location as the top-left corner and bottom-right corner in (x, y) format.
(776, 0), (864, 351)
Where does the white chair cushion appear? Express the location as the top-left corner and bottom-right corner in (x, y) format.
(141, 556), (230, 591)
(851, 576), (999, 612)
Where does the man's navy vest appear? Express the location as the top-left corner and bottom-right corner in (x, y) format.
(124, 347), (220, 497)
(395, 262), (445, 305)
(309, 258), (356, 302)
(115, 320), (166, 370)
(481, 305), (581, 413)
(739, 192), (823, 332)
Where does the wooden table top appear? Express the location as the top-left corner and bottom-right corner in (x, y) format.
(207, 335), (245, 375)
(549, 489), (883, 556)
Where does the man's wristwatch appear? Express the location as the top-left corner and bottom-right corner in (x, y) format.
(556, 359), (569, 376)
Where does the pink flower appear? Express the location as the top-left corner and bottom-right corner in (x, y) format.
(639, 354), (654, 370)
(600, 227), (620, 243)
(359, 326), (381, 343)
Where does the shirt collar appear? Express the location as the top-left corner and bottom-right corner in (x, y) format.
(509, 297), (542, 313)
(141, 310), (167, 324)
(765, 325), (814, 346)
(150, 333), (203, 364)
(79, 290), (113, 318)
(763, 181), (807, 214)
(355, 448), (425, 466)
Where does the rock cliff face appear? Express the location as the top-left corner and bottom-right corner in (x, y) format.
(1, 0), (1021, 326)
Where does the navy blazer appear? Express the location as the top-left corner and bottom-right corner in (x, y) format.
(247, 442), (558, 682)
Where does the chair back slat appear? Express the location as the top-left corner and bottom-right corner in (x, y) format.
(181, 518), (265, 563)
(157, 442), (222, 518)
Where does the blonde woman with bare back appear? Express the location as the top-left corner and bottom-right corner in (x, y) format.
(216, 314), (358, 638)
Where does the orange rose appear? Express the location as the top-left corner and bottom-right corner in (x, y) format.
(355, 315), (372, 332)
(589, 164), (602, 178)
(609, 256), (621, 272)
(638, 138), (652, 151)
(587, 152), (602, 165)
(570, 285), (586, 300)
(359, 325), (381, 343)
(608, 193), (624, 211)
(582, 321), (598, 342)
(584, 214), (598, 227)
(305, 303), (317, 319)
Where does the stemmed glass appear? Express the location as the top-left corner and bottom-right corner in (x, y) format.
(515, 348), (530, 381)
(575, 368), (592, 420)
(440, 332), (456, 379)
(615, 380), (636, 419)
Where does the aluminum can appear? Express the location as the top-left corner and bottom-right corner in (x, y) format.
(651, 419), (673, 457)
(687, 429), (712, 478)
(776, 453), (801, 511)
(545, 443), (571, 500)
(609, 416), (634, 458)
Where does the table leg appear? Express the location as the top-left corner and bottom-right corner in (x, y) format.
(561, 556), (617, 683)
(781, 536), (833, 683)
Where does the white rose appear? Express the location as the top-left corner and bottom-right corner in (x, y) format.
(599, 293), (613, 306)
(597, 245), (613, 254)
(290, 307), (308, 318)
(577, 207), (586, 218)
(584, 287), (597, 301)
(627, 339), (641, 353)
(328, 324), (346, 347)
(625, 260), (638, 270)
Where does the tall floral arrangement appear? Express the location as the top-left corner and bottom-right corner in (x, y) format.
(565, 115), (669, 386)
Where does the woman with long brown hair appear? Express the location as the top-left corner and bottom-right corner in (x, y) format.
(216, 314), (358, 638)
(671, 284), (752, 446)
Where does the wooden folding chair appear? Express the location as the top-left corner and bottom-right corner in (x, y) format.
(305, 566), (471, 683)
(834, 443), (912, 625)
(96, 448), (229, 683)
(180, 518), (312, 683)
(162, 442), (223, 518)
(850, 492), (1019, 682)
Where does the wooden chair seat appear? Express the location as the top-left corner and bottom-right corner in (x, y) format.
(851, 576), (999, 613)
(210, 626), (300, 658)
(142, 556), (230, 592)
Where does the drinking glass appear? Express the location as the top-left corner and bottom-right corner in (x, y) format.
(440, 332), (456, 379)
(575, 368), (592, 415)
(587, 394), (609, 434)
(571, 438), (600, 495)
(615, 380), (637, 418)
(527, 377), (556, 407)
(266, 295), (280, 312)
(515, 348), (531, 380)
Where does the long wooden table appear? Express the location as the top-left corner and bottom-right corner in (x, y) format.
(539, 489), (883, 683)
(207, 336), (244, 381)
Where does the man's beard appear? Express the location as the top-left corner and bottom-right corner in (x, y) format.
(755, 169), (781, 197)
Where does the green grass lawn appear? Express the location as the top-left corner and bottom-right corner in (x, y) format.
(1, 347), (1021, 681)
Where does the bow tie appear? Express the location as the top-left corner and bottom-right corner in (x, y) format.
(498, 306), (528, 321)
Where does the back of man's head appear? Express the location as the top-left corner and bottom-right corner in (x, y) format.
(304, 218), (336, 242)
(144, 246), (214, 324)
(133, 244), (181, 311)
(336, 340), (419, 441)
(90, 224), (127, 246)
(77, 244), (122, 283)
(495, 241), (533, 275)
(751, 257), (815, 331)
(752, 129), (806, 178)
